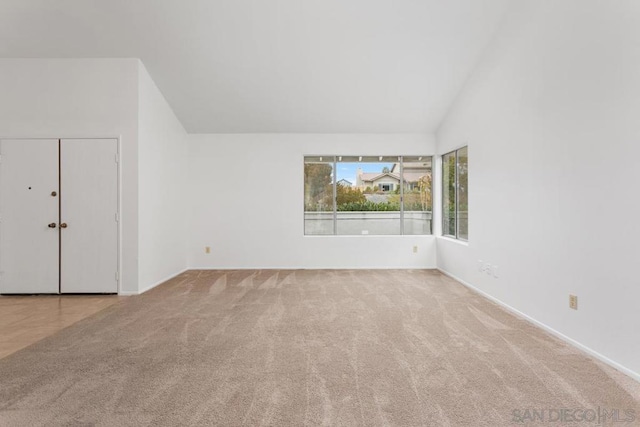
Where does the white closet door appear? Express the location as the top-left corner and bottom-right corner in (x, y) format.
(0, 139), (60, 294)
(60, 139), (118, 293)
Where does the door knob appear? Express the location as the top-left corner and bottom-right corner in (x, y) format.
(48, 223), (57, 228)
(60, 223), (68, 228)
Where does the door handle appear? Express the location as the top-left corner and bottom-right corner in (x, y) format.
(60, 223), (68, 229)
(48, 223), (57, 228)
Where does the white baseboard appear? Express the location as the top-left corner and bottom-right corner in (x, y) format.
(187, 266), (438, 270)
(118, 290), (138, 296)
(119, 268), (188, 296)
(437, 268), (640, 384)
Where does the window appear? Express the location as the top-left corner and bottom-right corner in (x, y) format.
(303, 157), (334, 235)
(442, 146), (468, 240)
(402, 156), (433, 235)
(304, 156), (433, 236)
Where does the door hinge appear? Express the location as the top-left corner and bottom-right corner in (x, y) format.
(0, 154), (2, 163)
(115, 212), (119, 222)
(115, 271), (119, 281)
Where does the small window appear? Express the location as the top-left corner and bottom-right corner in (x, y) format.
(442, 146), (468, 240)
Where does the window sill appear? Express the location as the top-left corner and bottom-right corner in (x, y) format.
(437, 236), (469, 246)
(304, 234), (435, 238)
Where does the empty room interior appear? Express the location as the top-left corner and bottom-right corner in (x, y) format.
(1, 0), (639, 425)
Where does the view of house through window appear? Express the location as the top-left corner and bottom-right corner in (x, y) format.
(442, 146), (468, 240)
(304, 156), (433, 235)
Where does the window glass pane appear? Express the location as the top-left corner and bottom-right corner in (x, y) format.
(442, 152), (456, 236)
(402, 156), (432, 235)
(304, 157), (334, 235)
(457, 147), (468, 240)
(336, 158), (400, 235)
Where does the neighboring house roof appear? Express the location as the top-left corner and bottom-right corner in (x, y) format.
(337, 179), (352, 186)
(358, 171), (431, 184)
(358, 172), (400, 183)
(390, 162), (430, 173)
(403, 172), (431, 183)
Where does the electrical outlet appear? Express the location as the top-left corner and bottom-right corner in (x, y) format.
(485, 263), (492, 275)
(205, 246), (211, 254)
(492, 265), (499, 278)
(478, 260), (483, 272)
(569, 295), (578, 310)
(413, 245), (418, 253)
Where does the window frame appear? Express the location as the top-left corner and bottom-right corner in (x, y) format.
(441, 146), (468, 241)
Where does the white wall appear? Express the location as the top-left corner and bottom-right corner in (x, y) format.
(0, 58), (140, 294)
(138, 63), (188, 292)
(436, 0), (640, 379)
(188, 134), (436, 269)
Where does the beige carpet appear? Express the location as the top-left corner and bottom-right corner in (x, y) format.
(0, 270), (638, 426)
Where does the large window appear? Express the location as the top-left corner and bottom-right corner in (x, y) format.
(304, 156), (433, 236)
(442, 146), (468, 240)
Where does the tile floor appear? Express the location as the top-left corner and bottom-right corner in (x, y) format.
(0, 295), (120, 359)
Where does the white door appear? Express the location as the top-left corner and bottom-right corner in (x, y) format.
(60, 139), (118, 293)
(0, 139), (60, 294)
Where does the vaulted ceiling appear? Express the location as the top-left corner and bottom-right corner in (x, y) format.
(0, 0), (511, 133)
